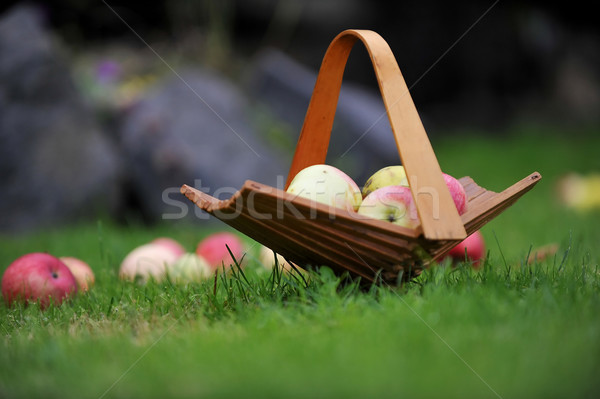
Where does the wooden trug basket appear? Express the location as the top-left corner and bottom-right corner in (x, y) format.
(181, 29), (541, 284)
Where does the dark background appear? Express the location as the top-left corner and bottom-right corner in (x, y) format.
(2, 0), (598, 128)
(1, 0), (598, 232)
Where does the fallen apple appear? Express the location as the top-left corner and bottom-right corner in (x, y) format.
(362, 165), (407, 198)
(169, 253), (212, 283)
(152, 237), (186, 258)
(59, 256), (95, 292)
(258, 245), (294, 271)
(286, 164), (362, 212)
(445, 230), (486, 267)
(196, 232), (245, 271)
(119, 243), (178, 283)
(2, 253), (78, 308)
(357, 185), (419, 228)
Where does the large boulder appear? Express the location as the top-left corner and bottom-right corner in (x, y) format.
(0, 5), (121, 232)
(119, 69), (288, 221)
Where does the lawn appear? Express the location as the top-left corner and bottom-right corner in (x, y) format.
(1, 127), (599, 399)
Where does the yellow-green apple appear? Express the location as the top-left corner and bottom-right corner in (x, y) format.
(286, 164), (362, 211)
(59, 256), (95, 292)
(151, 237), (186, 258)
(169, 253), (211, 283)
(2, 253), (77, 308)
(556, 173), (600, 211)
(445, 230), (486, 267)
(357, 185), (419, 228)
(258, 245), (295, 271)
(119, 243), (178, 283)
(362, 165), (407, 198)
(196, 232), (245, 271)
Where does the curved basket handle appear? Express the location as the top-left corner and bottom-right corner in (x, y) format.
(285, 29), (466, 240)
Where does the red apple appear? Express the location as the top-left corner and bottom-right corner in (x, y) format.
(443, 173), (468, 215)
(59, 256), (95, 292)
(357, 173), (468, 228)
(151, 237), (186, 258)
(357, 185), (419, 228)
(2, 253), (78, 308)
(196, 232), (245, 271)
(445, 230), (486, 267)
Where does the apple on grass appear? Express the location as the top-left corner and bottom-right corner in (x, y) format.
(258, 245), (296, 272)
(197, 232), (245, 272)
(286, 164), (362, 212)
(2, 253), (77, 308)
(59, 256), (95, 292)
(169, 253), (211, 284)
(119, 243), (179, 283)
(152, 237), (186, 258)
(445, 230), (486, 267)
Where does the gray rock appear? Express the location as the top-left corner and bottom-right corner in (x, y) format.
(0, 5), (121, 232)
(119, 69), (288, 221)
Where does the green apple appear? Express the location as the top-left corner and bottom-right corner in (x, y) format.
(362, 165), (407, 198)
(169, 253), (212, 283)
(286, 164), (362, 211)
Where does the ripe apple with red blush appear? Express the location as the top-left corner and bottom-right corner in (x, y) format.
(196, 232), (245, 271)
(2, 253), (78, 308)
(152, 237), (186, 258)
(445, 230), (486, 267)
(119, 243), (179, 283)
(357, 171), (467, 228)
(59, 256), (95, 292)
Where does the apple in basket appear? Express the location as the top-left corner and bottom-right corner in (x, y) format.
(357, 171), (467, 227)
(286, 164), (362, 212)
(361, 165), (408, 198)
(357, 185), (419, 228)
(2, 253), (78, 308)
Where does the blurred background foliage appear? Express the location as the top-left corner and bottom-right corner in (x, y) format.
(0, 0), (598, 233)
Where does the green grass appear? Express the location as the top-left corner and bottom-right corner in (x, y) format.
(1, 127), (600, 399)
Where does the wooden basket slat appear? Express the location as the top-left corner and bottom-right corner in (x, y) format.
(212, 196), (383, 280)
(240, 191), (424, 280)
(252, 197), (422, 254)
(181, 172), (540, 283)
